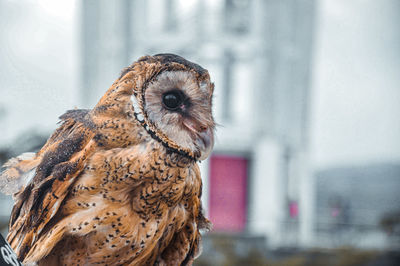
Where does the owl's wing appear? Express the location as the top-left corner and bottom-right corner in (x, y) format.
(2, 109), (96, 261)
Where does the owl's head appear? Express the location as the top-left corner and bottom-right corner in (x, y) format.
(95, 54), (215, 161)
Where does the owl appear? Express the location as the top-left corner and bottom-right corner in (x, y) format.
(0, 54), (215, 265)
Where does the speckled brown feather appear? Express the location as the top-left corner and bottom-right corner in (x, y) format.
(1, 54), (213, 265)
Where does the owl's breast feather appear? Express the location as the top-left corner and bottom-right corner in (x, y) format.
(48, 143), (206, 264)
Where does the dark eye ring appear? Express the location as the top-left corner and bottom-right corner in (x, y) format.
(162, 90), (184, 110)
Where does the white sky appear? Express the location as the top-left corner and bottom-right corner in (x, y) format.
(0, 0), (78, 145)
(310, 0), (400, 168)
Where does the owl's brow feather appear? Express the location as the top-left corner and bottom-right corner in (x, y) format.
(153, 53), (207, 76)
(119, 53), (208, 80)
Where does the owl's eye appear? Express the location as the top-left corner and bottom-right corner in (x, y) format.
(162, 90), (184, 110)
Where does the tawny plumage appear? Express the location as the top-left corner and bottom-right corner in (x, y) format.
(0, 54), (215, 265)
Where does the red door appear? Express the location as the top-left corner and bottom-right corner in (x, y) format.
(209, 155), (248, 232)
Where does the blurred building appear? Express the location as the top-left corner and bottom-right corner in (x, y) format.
(1, 0), (400, 255)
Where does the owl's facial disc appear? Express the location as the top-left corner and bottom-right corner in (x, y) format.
(142, 70), (215, 160)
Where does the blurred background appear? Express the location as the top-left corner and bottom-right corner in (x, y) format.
(0, 0), (399, 265)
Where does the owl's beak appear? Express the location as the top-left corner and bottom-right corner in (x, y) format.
(197, 127), (214, 160)
(183, 120), (214, 160)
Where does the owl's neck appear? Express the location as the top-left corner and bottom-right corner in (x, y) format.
(89, 114), (195, 168)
